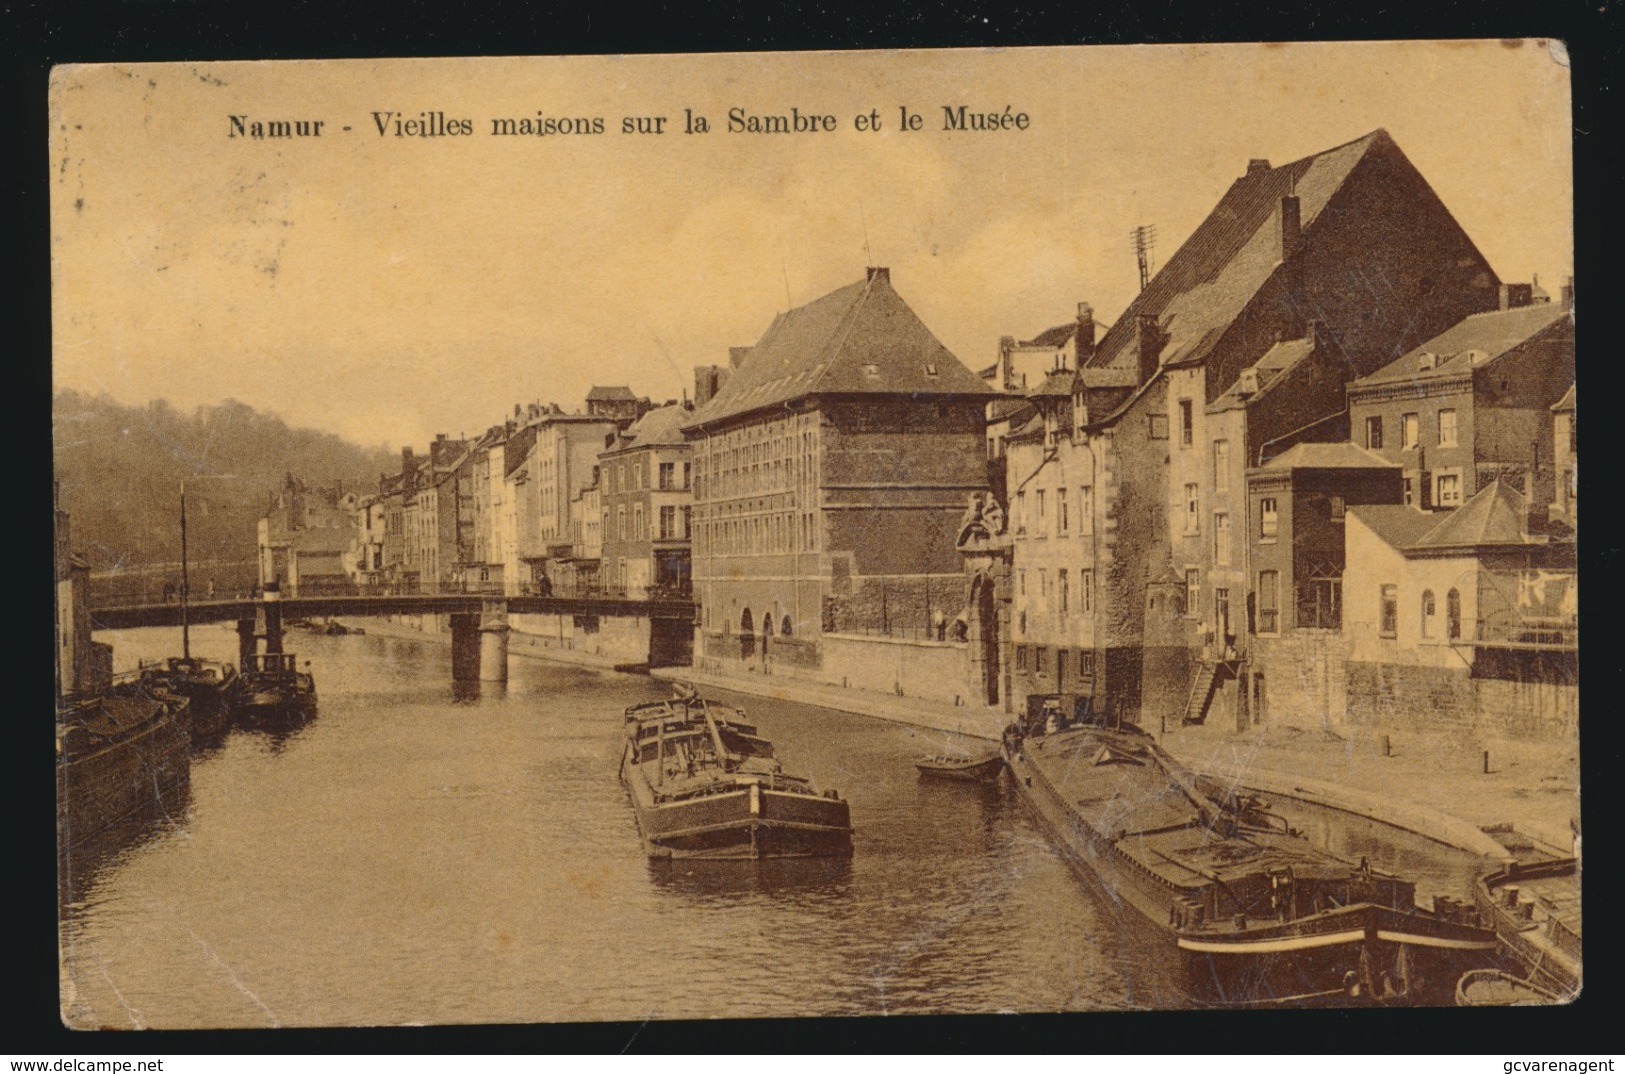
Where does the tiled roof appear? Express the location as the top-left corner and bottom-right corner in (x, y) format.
(683, 271), (992, 430)
(503, 424), (537, 478)
(1353, 303), (1572, 389)
(1087, 130), (1397, 380)
(1552, 383), (1575, 412)
(1024, 320), (1101, 348)
(1029, 368), (1080, 398)
(988, 398), (1036, 423)
(613, 402), (690, 451)
(1413, 479), (1537, 549)
(586, 385), (638, 401)
(1209, 336), (1316, 412)
(1348, 504), (1442, 552)
(1261, 441), (1398, 471)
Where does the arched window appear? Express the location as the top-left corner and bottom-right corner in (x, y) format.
(1420, 589), (1437, 639)
(1447, 589), (1462, 641)
(740, 608), (753, 634)
(762, 614), (774, 638)
(781, 615), (793, 637)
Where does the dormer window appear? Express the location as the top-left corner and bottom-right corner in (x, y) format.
(924, 363), (939, 376)
(863, 364), (880, 377)
(1418, 352), (1436, 372)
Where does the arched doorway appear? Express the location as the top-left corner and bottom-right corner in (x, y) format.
(740, 608), (755, 660)
(972, 572), (1000, 706)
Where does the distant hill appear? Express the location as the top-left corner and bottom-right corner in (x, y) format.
(53, 390), (396, 578)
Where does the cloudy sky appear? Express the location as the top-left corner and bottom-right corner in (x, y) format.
(51, 42), (1572, 451)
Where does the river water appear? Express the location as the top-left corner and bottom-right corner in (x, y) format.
(62, 624), (1155, 1028)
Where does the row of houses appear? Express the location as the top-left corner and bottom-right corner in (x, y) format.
(259, 127), (1576, 740)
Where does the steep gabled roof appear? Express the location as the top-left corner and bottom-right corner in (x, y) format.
(1088, 130), (1399, 378)
(1552, 383), (1575, 412)
(1209, 335), (1316, 412)
(587, 385), (639, 402)
(683, 270), (992, 431)
(1413, 479), (1538, 550)
(1024, 319), (1102, 349)
(611, 402), (690, 452)
(1353, 303), (1573, 389)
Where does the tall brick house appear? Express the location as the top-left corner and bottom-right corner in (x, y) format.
(1033, 129), (1503, 726)
(599, 402), (694, 597)
(1347, 292), (1575, 513)
(684, 267), (994, 703)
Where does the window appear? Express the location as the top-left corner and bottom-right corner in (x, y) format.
(1438, 409), (1458, 448)
(1298, 577), (1342, 630)
(1185, 569), (1201, 618)
(1365, 416), (1384, 450)
(1059, 569), (1069, 615)
(1057, 488), (1069, 534)
(1259, 497), (1279, 541)
(1421, 589), (1437, 639)
(1015, 492), (1027, 536)
(1079, 650), (1095, 679)
(683, 462), (691, 489)
(1038, 569), (1048, 604)
(634, 505), (645, 540)
(1081, 568), (1093, 613)
(1214, 512), (1232, 566)
(1184, 484), (1200, 535)
(682, 506), (691, 540)
(1447, 588), (1462, 641)
(1402, 476), (1414, 507)
(659, 505), (676, 539)
(1214, 440), (1231, 492)
(1035, 647), (1048, 674)
(1214, 588), (1232, 638)
(1018, 569), (1026, 597)
(1402, 413), (1419, 450)
(1079, 485), (1094, 535)
(1036, 490), (1047, 535)
(1258, 570), (1279, 633)
(1015, 645), (1028, 670)
(617, 506), (626, 542)
(1436, 471), (1462, 507)
(1380, 584), (1398, 638)
(658, 462), (675, 489)
(1149, 413), (1169, 440)
(1179, 400), (1194, 446)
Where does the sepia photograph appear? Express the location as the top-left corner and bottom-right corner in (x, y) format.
(50, 41), (1577, 1027)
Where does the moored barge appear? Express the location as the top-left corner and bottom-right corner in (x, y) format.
(1472, 829), (1580, 1002)
(1001, 696), (1497, 1006)
(235, 652), (317, 724)
(620, 690), (852, 860)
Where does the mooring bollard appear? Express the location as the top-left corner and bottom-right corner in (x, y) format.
(1382, 734), (1391, 757)
(1483, 749), (1491, 774)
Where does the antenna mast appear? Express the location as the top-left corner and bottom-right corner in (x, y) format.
(180, 483), (191, 660)
(1131, 224), (1158, 292)
(860, 202), (874, 267)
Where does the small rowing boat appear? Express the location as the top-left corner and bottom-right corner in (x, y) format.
(915, 752), (1003, 783)
(1456, 968), (1566, 1006)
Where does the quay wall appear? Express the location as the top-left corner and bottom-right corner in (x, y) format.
(693, 630), (980, 708)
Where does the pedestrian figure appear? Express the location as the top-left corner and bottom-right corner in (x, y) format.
(933, 608), (947, 641)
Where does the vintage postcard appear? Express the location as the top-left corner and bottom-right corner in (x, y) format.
(52, 42), (1576, 1026)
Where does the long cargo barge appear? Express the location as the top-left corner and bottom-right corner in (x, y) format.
(620, 690), (852, 860)
(1001, 696), (1497, 1007)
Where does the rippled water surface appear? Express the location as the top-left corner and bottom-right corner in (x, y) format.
(62, 625), (1158, 1028)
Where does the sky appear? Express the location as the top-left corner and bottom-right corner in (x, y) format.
(50, 42), (1573, 452)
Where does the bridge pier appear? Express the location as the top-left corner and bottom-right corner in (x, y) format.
(478, 602), (509, 684)
(450, 613), (480, 682)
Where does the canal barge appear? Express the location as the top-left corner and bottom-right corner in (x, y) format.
(57, 680), (191, 848)
(235, 652), (317, 724)
(1472, 829), (1580, 1002)
(1001, 696), (1497, 1007)
(619, 690), (853, 860)
(138, 657), (239, 737)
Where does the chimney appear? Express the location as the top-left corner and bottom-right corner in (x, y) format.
(728, 346), (751, 370)
(1280, 195), (1302, 260)
(1560, 276), (1575, 307)
(1076, 302), (1097, 362)
(1137, 314), (1165, 385)
(866, 266), (890, 284)
(1247, 158), (1271, 177)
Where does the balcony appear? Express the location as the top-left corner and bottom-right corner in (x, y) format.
(1470, 614), (1578, 651)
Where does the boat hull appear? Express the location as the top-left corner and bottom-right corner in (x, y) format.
(1474, 859), (1581, 1000)
(624, 775), (852, 860)
(915, 756), (1004, 783)
(1004, 729), (1494, 1007)
(57, 703), (190, 850)
(235, 690), (317, 725)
